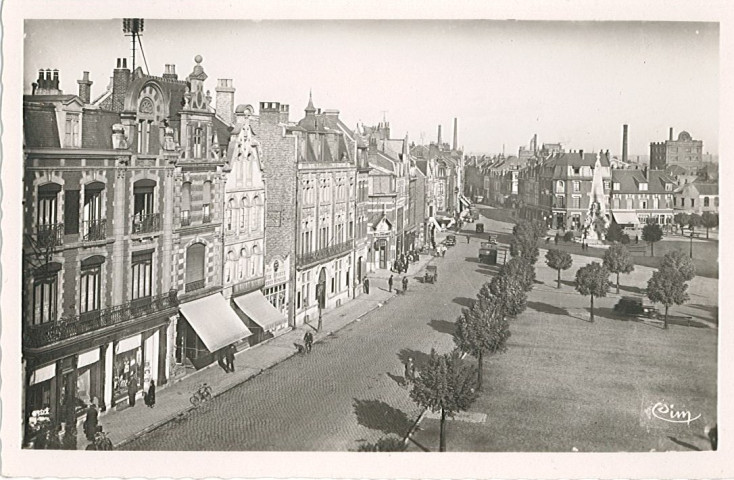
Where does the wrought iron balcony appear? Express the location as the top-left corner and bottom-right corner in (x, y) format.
(132, 213), (161, 234)
(34, 223), (64, 249)
(297, 239), (353, 268)
(81, 219), (107, 242)
(185, 279), (205, 293)
(23, 290), (179, 349)
(202, 211), (212, 224)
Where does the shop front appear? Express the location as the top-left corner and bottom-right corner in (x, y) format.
(112, 335), (142, 406)
(177, 293), (253, 369)
(233, 290), (289, 345)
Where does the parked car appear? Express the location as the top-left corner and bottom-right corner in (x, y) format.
(424, 265), (439, 283)
(445, 235), (456, 246)
(476, 223), (484, 233)
(614, 296), (659, 319)
(488, 234), (498, 245)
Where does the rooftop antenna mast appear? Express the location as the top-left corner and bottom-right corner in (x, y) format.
(123, 19), (149, 74)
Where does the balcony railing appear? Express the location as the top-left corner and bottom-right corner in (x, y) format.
(185, 279), (205, 293)
(202, 210), (212, 224)
(34, 223), (64, 249)
(232, 276), (265, 296)
(81, 219), (107, 242)
(297, 239), (353, 267)
(23, 290), (179, 349)
(132, 213), (161, 234)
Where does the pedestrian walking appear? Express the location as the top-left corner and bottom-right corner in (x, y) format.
(441, 246), (446, 257)
(144, 380), (156, 408)
(225, 344), (236, 373)
(388, 275), (394, 292)
(304, 331), (313, 353)
(467, 234), (470, 244)
(635, 235), (639, 244)
(83, 399), (99, 441)
(217, 348), (230, 373)
(127, 374), (137, 407)
(402, 276), (408, 293)
(404, 358), (414, 385)
(363, 277), (370, 294)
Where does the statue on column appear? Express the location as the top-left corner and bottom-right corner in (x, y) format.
(583, 154), (610, 242)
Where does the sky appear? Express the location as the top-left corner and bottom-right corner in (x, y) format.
(24, 20), (719, 156)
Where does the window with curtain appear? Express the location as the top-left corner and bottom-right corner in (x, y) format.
(181, 182), (192, 226)
(32, 263), (61, 325)
(252, 244), (261, 277)
(238, 248), (248, 280)
(80, 256), (104, 314)
(240, 197), (249, 231)
(37, 183), (61, 227)
(131, 251), (153, 300)
(226, 199), (235, 231)
(251, 196), (262, 233)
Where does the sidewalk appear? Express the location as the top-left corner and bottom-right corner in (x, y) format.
(79, 252), (435, 449)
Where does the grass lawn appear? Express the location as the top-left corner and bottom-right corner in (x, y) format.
(408, 309), (717, 452)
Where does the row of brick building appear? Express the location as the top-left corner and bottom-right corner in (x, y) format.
(21, 56), (464, 443)
(465, 129), (717, 234)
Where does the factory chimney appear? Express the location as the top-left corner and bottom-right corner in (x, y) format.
(452, 117), (458, 151)
(622, 124), (628, 164)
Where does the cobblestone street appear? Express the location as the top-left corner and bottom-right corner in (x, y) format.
(124, 228), (487, 451)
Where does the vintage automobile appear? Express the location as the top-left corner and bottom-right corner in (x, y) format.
(424, 265), (439, 283)
(478, 242), (498, 265)
(445, 235), (456, 246)
(614, 296), (659, 319)
(487, 234), (498, 245)
(476, 223), (485, 233)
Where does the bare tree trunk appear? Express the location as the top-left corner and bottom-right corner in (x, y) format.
(650, 241), (654, 257)
(664, 305), (668, 329)
(616, 272), (620, 294)
(590, 294), (595, 322)
(557, 269), (561, 289)
(439, 408), (446, 452)
(477, 351), (484, 391)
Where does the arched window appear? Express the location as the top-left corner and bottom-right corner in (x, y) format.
(251, 195), (262, 233)
(238, 247), (248, 280)
(226, 199), (235, 231)
(185, 243), (206, 292)
(133, 179), (157, 233)
(32, 262), (61, 325)
(704, 197), (710, 207)
(556, 180), (565, 193)
(252, 244), (261, 277)
(240, 197), (250, 232)
(80, 255), (105, 315)
(225, 250), (236, 283)
(181, 182), (192, 226)
(37, 183), (61, 227)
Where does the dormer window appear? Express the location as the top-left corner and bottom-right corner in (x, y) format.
(665, 183), (673, 191)
(613, 182), (621, 191)
(639, 183), (648, 191)
(65, 113), (80, 148)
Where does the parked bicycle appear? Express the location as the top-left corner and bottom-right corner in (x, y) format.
(86, 426), (113, 450)
(190, 383), (213, 407)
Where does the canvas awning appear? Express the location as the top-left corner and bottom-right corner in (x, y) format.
(459, 194), (472, 208)
(179, 293), (252, 352)
(429, 217), (443, 231)
(612, 211), (640, 225)
(233, 291), (288, 332)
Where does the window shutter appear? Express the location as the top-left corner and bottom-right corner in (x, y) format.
(64, 190), (80, 234)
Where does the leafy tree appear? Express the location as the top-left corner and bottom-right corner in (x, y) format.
(661, 249), (696, 282)
(489, 268), (528, 316)
(603, 244), (635, 294)
(674, 212), (690, 233)
(545, 249), (573, 289)
(574, 262), (611, 322)
(510, 220), (543, 264)
(454, 284), (510, 390)
(499, 256), (536, 292)
(357, 436), (406, 452)
(620, 233), (631, 245)
(641, 222), (663, 257)
(688, 213), (703, 234)
(563, 231), (575, 243)
(410, 349), (478, 452)
(647, 267), (690, 329)
(605, 222), (625, 243)
(701, 212), (718, 239)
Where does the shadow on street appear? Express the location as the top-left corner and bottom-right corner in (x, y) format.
(353, 398), (412, 436)
(428, 319), (456, 336)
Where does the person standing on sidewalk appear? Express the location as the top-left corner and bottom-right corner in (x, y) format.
(467, 234), (470, 244)
(83, 399), (99, 441)
(363, 277), (370, 294)
(402, 276), (408, 293)
(388, 275), (394, 292)
(217, 348), (230, 373)
(304, 331), (314, 353)
(144, 380), (156, 408)
(127, 374), (137, 407)
(226, 344), (236, 373)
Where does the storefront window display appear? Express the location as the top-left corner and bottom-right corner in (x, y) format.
(112, 345), (141, 402)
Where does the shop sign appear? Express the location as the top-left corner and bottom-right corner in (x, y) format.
(265, 257), (289, 286)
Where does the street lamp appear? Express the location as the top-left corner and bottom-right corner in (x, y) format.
(690, 228), (694, 259)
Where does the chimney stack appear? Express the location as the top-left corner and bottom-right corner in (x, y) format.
(669, 127), (674, 141)
(452, 117), (458, 151)
(36, 68), (63, 95)
(437, 125), (442, 146)
(162, 64), (178, 80)
(77, 71), (93, 104)
(622, 124), (628, 164)
(111, 58), (131, 112)
(579, 149), (584, 159)
(215, 79), (235, 125)
(279, 104), (290, 124)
